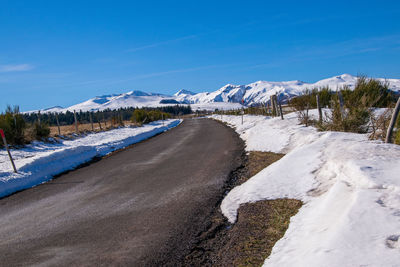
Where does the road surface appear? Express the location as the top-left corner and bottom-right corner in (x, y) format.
(0, 118), (243, 266)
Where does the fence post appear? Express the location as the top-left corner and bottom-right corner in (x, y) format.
(385, 97), (400, 143)
(73, 110), (79, 134)
(337, 90), (345, 118)
(97, 113), (103, 130)
(279, 102), (284, 120)
(55, 113), (61, 136)
(270, 96), (276, 116)
(38, 111), (41, 126)
(273, 95), (280, 117)
(0, 129), (17, 173)
(89, 112), (94, 131)
(316, 94), (323, 123)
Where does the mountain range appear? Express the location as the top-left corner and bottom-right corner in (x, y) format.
(29, 74), (400, 113)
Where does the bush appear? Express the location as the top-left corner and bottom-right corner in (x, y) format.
(131, 109), (171, 125)
(322, 77), (393, 133)
(350, 76), (394, 107)
(32, 122), (50, 139)
(290, 76), (395, 134)
(0, 105), (26, 146)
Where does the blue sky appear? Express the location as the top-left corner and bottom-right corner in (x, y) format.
(1, 0), (400, 111)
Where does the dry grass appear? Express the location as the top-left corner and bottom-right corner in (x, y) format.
(230, 199), (302, 267)
(49, 120), (136, 136)
(221, 151), (302, 267)
(247, 151), (285, 177)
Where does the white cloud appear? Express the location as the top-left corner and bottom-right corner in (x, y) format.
(0, 64), (34, 72)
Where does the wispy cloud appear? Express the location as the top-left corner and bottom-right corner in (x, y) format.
(0, 64), (34, 72)
(126, 34), (198, 52)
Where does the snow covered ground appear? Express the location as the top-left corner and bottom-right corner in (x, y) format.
(212, 112), (400, 267)
(0, 119), (181, 198)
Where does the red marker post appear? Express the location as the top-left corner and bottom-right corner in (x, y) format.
(0, 129), (18, 173)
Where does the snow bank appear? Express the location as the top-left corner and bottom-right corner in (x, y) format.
(212, 113), (400, 267)
(0, 119), (181, 198)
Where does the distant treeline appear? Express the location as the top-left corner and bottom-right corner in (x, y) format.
(22, 105), (192, 126)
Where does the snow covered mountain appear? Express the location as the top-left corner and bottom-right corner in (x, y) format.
(66, 91), (169, 112)
(29, 74), (400, 113)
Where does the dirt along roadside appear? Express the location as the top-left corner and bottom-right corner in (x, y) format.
(183, 150), (303, 267)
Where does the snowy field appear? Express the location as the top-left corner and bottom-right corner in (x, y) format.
(212, 112), (400, 267)
(0, 119), (181, 198)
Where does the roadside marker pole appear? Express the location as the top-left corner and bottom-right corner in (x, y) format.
(0, 129), (18, 173)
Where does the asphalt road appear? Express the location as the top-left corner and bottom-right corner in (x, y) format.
(0, 118), (243, 266)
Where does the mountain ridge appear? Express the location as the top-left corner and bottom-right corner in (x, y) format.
(27, 74), (400, 113)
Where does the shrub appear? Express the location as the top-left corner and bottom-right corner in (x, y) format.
(131, 109), (170, 125)
(290, 76), (395, 134)
(32, 122), (50, 139)
(322, 90), (371, 133)
(0, 105), (26, 146)
(350, 76), (394, 107)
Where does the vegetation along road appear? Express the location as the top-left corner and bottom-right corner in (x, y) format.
(0, 118), (244, 266)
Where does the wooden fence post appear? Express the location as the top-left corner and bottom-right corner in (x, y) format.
(38, 111), (41, 126)
(97, 113), (103, 130)
(279, 102), (284, 120)
(0, 129), (17, 173)
(270, 96), (276, 116)
(89, 112), (94, 131)
(55, 113), (61, 136)
(316, 94), (323, 123)
(385, 97), (400, 143)
(103, 113), (107, 128)
(273, 95), (280, 117)
(305, 103), (310, 127)
(338, 90), (345, 118)
(73, 110), (78, 134)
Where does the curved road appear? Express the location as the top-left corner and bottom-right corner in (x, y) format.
(0, 118), (243, 266)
